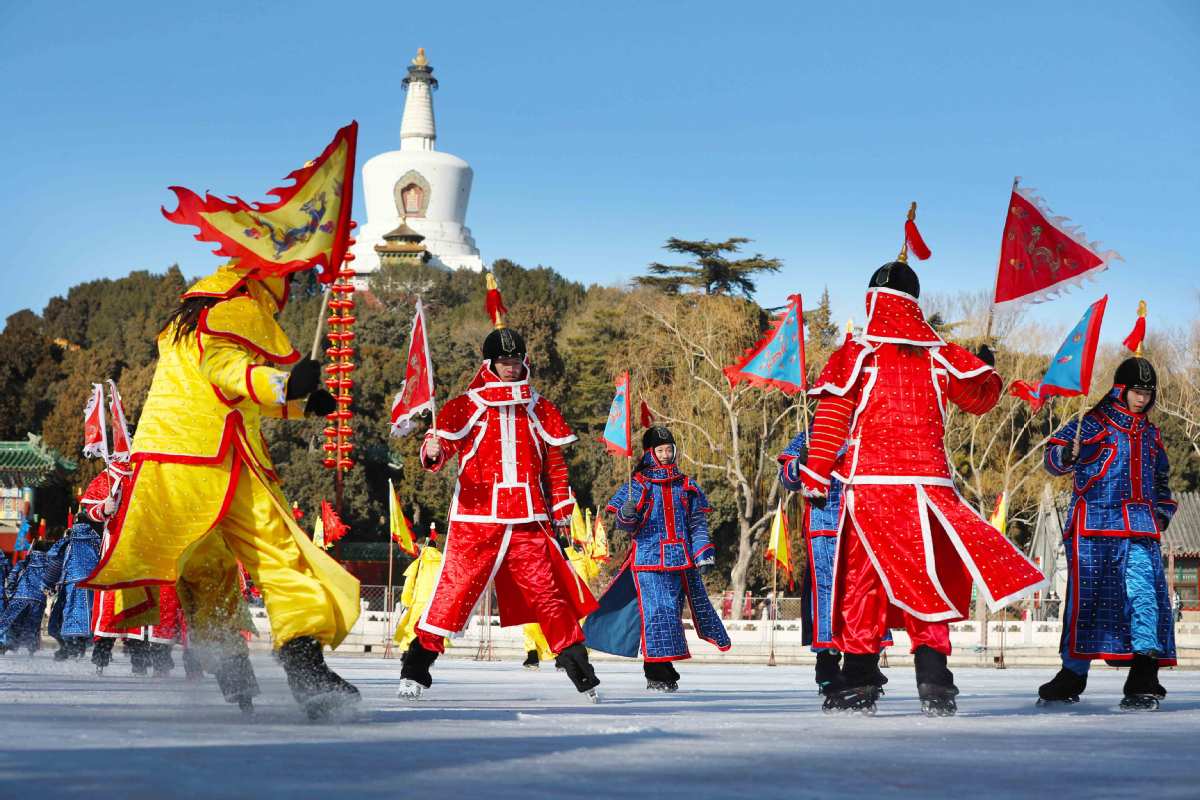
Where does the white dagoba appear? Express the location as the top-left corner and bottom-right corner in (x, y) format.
(351, 48), (484, 276)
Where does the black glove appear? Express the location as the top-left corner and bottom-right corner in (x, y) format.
(1059, 444), (1078, 468)
(305, 389), (336, 417)
(805, 490), (828, 510)
(975, 344), (995, 367)
(619, 498), (640, 521)
(286, 357), (322, 400)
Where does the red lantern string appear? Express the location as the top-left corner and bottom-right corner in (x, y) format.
(323, 245), (358, 477)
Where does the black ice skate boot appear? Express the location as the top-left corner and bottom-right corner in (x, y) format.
(53, 643), (71, 662)
(1036, 667), (1087, 706)
(277, 636), (361, 721)
(215, 652), (260, 715)
(522, 649), (540, 670)
(814, 650), (842, 696)
(182, 646), (204, 681)
(914, 645), (959, 717)
(150, 643), (176, 678)
(92, 637), (114, 674)
(1120, 653), (1162, 711)
(397, 638), (439, 700)
(127, 639), (150, 676)
(555, 643), (601, 702)
(823, 653), (881, 715)
(644, 660), (680, 693)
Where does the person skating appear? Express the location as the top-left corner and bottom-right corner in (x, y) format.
(47, 517), (102, 661)
(582, 426), (731, 692)
(393, 527), (447, 653)
(397, 278), (600, 701)
(793, 211), (1045, 716)
(0, 540), (57, 654)
(778, 430), (890, 697)
(1037, 353), (1177, 710)
(84, 261), (361, 719)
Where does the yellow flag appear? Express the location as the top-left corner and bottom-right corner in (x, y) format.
(589, 510), (610, 563)
(312, 512), (325, 550)
(570, 502), (589, 545)
(764, 499), (793, 588)
(389, 479), (419, 557)
(988, 491), (1008, 535)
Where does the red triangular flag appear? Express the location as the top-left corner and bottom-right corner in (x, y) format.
(390, 298), (437, 435)
(638, 400), (653, 429)
(81, 384), (108, 461)
(320, 500), (350, 545)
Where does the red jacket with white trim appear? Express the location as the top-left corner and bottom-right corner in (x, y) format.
(421, 364), (577, 525)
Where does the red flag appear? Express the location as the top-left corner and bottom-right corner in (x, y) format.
(1122, 300), (1147, 355)
(320, 501), (350, 546)
(638, 400), (653, 429)
(107, 380), (132, 461)
(994, 184), (1120, 306)
(390, 298), (437, 436)
(81, 383), (108, 461)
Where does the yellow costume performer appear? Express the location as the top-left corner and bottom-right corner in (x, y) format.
(523, 545), (601, 666)
(394, 538), (447, 650)
(85, 262), (361, 716)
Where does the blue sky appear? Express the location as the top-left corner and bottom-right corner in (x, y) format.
(2, 1), (1197, 345)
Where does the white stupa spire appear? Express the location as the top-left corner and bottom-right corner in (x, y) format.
(400, 48), (437, 152)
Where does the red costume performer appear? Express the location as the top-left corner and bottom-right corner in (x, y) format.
(397, 278), (601, 700)
(797, 219), (1046, 715)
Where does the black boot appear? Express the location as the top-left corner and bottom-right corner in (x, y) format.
(1037, 667), (1087, 705)
(53, 643), (71, 662)
(215, 653), (260, 715)
(522, 649), (540, 670)
(150, 643), (175, 678)
(554, 643), (600, 699)
(92, 638), (114, 673)
(1121, 653), (1162, 711)
(277, 637), (361, 720)
(823, 653), (880, 715)
(914, 646), (958, 717)
(814, 650), (842, 696)
(182, 646), (204, 681)
(644, 660), (679, 693)
(127, 639), (150, 676)
(399, 638), (439, 694)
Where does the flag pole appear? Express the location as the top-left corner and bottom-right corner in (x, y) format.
(768, 555), (778, 667)
(627, 370), (635, 494)
(383, 481), (396, 659)
(310, 288), (331, 361)
(984, 176), (1019, 345)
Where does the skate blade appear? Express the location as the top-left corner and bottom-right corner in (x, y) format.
(523, 664), (540, 671)
(585, 688), (601, 704)
(1035, 696), (1080, 708)
(1119, 696), (1160, 712)
(396, 680), (424, 701)
(823, 705), (877, 717)
(304, 691), (362, 723)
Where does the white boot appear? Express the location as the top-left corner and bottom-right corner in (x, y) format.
(396, 678), (424, 700)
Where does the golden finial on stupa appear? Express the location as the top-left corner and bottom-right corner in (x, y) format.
(412, 47), (428, 67)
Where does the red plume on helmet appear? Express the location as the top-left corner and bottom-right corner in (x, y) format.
(900, 202), (931, 262)
(1122, 300), (1147, 357)
(485, 272), (508, 329)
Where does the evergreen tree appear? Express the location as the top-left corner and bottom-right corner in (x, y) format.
(636, 237), (782, 299)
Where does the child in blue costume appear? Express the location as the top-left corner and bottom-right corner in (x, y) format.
(47, 520), (103, 660)
(583, 426), (730, 691)
(778, 431), (890, 697)
(1037, 356), (1177, 710)
(0, 540), (59, 654)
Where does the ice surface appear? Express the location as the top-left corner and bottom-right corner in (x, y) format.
(1, 652), (1198, 799)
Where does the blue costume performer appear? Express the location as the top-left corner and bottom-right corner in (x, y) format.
(1037, 356), (1177, 710)
(779, 431), (890, 696)
(47, 520), (102, 660)
(583, 427), (730, 691)
(0, 541), (58, 654)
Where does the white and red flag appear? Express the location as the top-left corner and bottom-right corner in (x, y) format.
(993, 181), (1121, 307)
(107, 380), (133, 461)
(390, 298), (436, 436)
(82, 383), (108, 461)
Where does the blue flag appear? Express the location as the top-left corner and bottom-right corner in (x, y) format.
(1010, 295), (1108, 411)
(601, 371), (632, 457)
(724, 294), (806, 394)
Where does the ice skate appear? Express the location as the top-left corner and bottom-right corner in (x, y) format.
(396, 678), (424, 701)
(918, 683), (959, 717)
(644, 661), (679, 693)
(1120, 654), (1163, 712)
(215, 653), (259, 716)
(522, 650), (540, 670)
(584, 688), (601, 704)
(822, 686), (879, 715)
(555, 643), (600, 695)
(277, 637), (361, 722)
(1036, 668), (1087, 706)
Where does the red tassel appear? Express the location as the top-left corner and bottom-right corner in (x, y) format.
(1122, 316), (1146, 354)
(639, 400), (653, 429)
(905, 219), (931, 260)
(485, 288), (507, 327)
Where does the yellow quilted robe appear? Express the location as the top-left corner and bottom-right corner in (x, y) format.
(393, 545), (447, 649)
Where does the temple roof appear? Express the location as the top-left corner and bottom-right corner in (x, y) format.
(381, 221), (426, 242)
(0, 435), (76, 488)
(1164, 491), (1200, 556)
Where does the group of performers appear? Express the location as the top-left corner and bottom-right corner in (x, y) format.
(0, 218), (1181, 720)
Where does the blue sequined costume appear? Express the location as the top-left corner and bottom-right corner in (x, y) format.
(583, 453), (731, 661)
(0, 550), (58, 653)
(779, 431), (890, 652)
(47, 522), (102, 644)
(1046, 389), (1177, 670)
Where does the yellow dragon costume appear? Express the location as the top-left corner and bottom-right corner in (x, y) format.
(85, 261), (360, 715)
